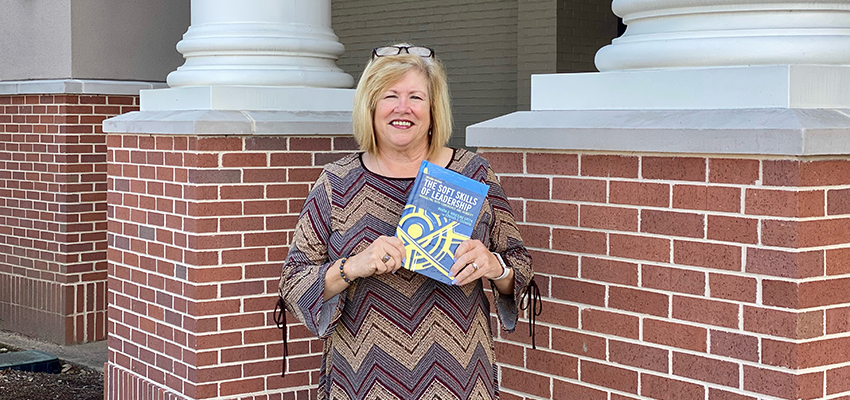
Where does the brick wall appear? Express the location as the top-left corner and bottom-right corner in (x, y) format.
(478, 149), (850, 400)
(0, 94), (138, 344)
(105, 133), (357, 399)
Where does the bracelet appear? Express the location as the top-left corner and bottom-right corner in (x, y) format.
(492, 252), (512, 281)
(338, 258), (355, 285)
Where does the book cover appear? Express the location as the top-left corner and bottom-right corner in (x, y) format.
(396, 160), (489, 285)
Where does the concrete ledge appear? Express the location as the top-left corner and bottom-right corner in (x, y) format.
(532, 65), (850, 111)
(141, 86), (355, 112)
(103, 109), (353, 136)
(0, 79), (167, 95)
(467, 108), (850, 156)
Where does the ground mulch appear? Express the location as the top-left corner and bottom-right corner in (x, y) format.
(0, 345), (103, 400)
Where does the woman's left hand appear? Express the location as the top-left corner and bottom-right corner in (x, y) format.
(449, 240), (503, 286)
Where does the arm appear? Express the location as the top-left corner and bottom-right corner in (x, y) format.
(279, 172), (345, 339)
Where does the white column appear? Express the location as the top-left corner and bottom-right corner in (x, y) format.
(595, 0), (850, 71)
(167, 0), (353, 88)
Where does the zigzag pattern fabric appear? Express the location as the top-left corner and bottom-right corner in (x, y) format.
(280, 149), (533, 400)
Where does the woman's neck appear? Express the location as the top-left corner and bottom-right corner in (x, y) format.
(365, 146), (451, 178)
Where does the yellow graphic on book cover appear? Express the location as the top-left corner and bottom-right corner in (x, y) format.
(396, 205), (467, 280)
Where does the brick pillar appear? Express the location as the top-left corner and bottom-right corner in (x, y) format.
(479, 150), (850, 400)
(0, 93), (139, 344)
(105, 132), (356, 399)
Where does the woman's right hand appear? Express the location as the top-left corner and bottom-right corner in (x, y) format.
(344, 235), (406, 279)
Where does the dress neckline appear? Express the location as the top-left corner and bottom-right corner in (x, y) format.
(358, 148), (459, 180)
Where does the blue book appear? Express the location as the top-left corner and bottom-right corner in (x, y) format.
(396, 160), (489, 285)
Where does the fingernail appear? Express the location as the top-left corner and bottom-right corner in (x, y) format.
(451, 279), (457, 285)
(448, 273), (454, 278)
(402, 257), (406, 265)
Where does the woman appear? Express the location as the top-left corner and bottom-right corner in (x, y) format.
(279, 44), (535, 400)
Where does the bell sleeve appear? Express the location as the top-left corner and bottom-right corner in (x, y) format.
(484, 166), (534, 333)
(278, 171), (346, 339)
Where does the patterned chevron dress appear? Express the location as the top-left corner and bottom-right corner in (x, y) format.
(280, 148), (533, 400)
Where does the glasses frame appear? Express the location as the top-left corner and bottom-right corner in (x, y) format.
(371, 46), (435, 59)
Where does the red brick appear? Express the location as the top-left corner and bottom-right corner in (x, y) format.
(610, 181), (669, 207)
(552, 228), (606, 255)
(580, 205), (638, 231)
(610, 286), (668, 317)
(828, 188), (850, 215)
(526, 201), (577, 226)
(290, 137), (331, 151)
(610, 234), (670, 263)
(641, 373), (704, 400)
(743, 307), (823, 339)
(743, 366), (823, 399)
(673, 185), (740, 213)
(642, 264), (705, 296)
(551, 328), (606, 360)
(527, 249), (577, 277)
(517, 224), (549, 249)
(581, 257), (637, 286)
(582, 361), (638, 393)
(643, 156), (706, 182)
(478, 151), (522, 174)
(553, 380), (607, 400)
(707, 215), (758, 244)
(828, 365), (850, 395)
(673, 295), (738, 328)
(644, 318), (707, 352)
(641, 209), (704, 238)
(538, 300), (578, 328)
(745, 189), (824, 218)
(710, 158), (759, 185)
(551, 278), (605, 306)
(501, 366), (550, 398)
(609, 340), (668, 373)
(188, 137), (242, 151)
(710, 329), (759, 362)
(827, 307), (850, 334)
(269, 152), (312, 167)
(527, 348), (577, 379)
(527, 153), (578, 175)
(222, 153), (267, 167)
(764, 159), (850, 187)
(708, 389), (756, 400)
(827, 248), (850, 276)
(674, 240), (741, 271)
(552, 177), (606, 202)
(746, 248), (823, 279)
(762, 218), (850, 248)
(494, 341), (523, 367)
(581, 308), (639, 339)
(245, 137), (287, 151)
(709, 273), (756, 303)
(676, 353), (739, 387)
(501, 176), (549, 199)
(581, 155), (638, 178)
(799, 277), (850, 308)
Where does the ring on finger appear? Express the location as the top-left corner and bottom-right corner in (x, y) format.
(381, 254), (391, 263)
(472, 262), (479, 271)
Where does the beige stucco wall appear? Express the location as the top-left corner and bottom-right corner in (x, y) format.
(70, 0), (189, 82)
(0, 0), (189, 83)
(0, 0), (73, 80)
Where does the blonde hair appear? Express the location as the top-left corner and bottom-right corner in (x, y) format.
(352, 47), (452, 160)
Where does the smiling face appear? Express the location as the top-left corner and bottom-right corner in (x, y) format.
(373, 69), (431, 155)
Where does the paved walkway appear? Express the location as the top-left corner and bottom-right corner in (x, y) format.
(0, 330), (107, 372)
